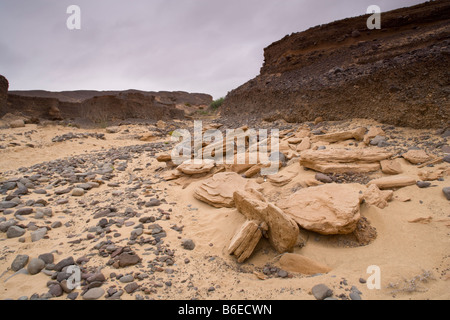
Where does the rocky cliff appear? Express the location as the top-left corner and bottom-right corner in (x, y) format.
(0, 75), (8, 115)
(222, 0), (450, 129)
(3, 82), (212, 124)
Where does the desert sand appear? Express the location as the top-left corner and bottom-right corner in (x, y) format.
(0, 118), (449, 300)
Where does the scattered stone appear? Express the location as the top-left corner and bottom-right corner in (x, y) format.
(0, 201), (18, 209)
(124, 282), (139, 294)
(51, 221), (62, 229)
(27, 258), (45, 275)
(38, 253), (54, 265)
(54, 256), (75, 272)
(54, 186), (72, 195)
(67, 292), (79, 300)
(181, 239), (196, 251)
(71, 188), (85, 197)
(443, 187), (450, 201)
(83, 287), (105, 300)
(7, 225), (26, 238)
(14, 207), (33, 216)
(11, 255), (29, 272)
(119, 274), (134, 283)
(311, 284), (333, 300)
(315, 173), (333, 184)
(49, 284), (63, 297)
(417, 181), (432, 189)
(31, 227), (47, 242)
(117, 253), (141, 268)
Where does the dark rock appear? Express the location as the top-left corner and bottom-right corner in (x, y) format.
(124, 282), (139, 294)
(117, 253), (141, 268)
(54, 256), (75, 272)
(67, 292), (79, 300)
(444, 154), (450, 164)
(311, 284), (333, 300)
(315, 173), (333, 184)
(11, 254), (29, 272)
(51, 221), (62, 228)
(87, 273), (106, 284)
(0, 201), (18, 209)
(145, 199), (161, 207)
(0, 219), (17, 232)
(7, 225), (26, 238)
(443, 187), (450, 201)
(82, 287), (105, 300)
(38, 253), (54, 265)
(49, 284), (63, 297)
(417, 181), (431, 188)
(181, 239), (196, 250)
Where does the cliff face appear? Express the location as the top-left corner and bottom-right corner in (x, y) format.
(3, 85), (212, 123)
(0, 75), (8, 115)
(223, 0), (450, 129)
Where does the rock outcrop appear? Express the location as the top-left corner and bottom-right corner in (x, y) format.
(222, 1), (450, 129)
(0, 75), (8, 115)
(3, 88), (212, 123)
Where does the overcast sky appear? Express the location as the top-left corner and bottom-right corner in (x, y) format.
(0, 0), (426, 99)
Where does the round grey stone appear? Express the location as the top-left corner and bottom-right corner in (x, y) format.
(311, 284), (333, 300)
(82, 287), (105, 300)
(27, 258), (45, 275)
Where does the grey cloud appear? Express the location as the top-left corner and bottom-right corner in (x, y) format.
(0, 0), (427, 98)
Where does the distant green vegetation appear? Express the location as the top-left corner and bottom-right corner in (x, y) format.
(210, 97), (225, 110)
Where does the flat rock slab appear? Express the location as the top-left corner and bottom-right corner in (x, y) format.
(368, 175), (416, 190)
(177, 159), (215, 175)
(278, 253), (332, 275)
(194, 172), (261, 208)
(312, 127), (366, 143)
(278, 183), (363, 235)
(300, 149), (393, 173)
(402, 149), (433, 164)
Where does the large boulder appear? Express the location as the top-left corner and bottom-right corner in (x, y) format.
(277, 183), (364, 235)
